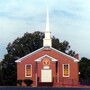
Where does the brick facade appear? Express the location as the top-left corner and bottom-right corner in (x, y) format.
(16, 47), (79, 87)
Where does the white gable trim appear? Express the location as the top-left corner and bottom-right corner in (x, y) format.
(74, 59), (79, 63)
(35, 54), (57, 62)
(15, 47), (44, 63)
(15, 46), (79, 63)
(50, 47), (79, 62)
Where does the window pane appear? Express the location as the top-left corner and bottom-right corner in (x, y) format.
(64, 64), (69, 76)
(64, 65), (68, 69)
(26, 65), (32, 77)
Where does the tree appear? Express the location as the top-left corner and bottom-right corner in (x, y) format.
(79, 57), (90, 79)
(79, 57), (90, 85)
(0, 62), (2, 85)
(1, 31), (75, 86)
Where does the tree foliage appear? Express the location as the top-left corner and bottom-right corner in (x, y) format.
(0, 62), (3, 86)
(1, 31), (76, 86)
(79, 57), (90, 85)
(79, 57), (90, 80)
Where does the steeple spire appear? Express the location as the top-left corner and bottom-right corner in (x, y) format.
(46, 8), (50, 32)
(43, 8), (52, 47)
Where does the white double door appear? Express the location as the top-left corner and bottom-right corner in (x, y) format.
(41, 69), (52, 82)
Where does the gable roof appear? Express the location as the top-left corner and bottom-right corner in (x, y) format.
(15, 47), (44, 63)
(35, 54), (57, 62)
(15, 46), (79, 63)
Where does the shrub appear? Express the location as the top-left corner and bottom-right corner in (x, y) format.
(24, 79), (33, 86)
(17, 79), (23, 86)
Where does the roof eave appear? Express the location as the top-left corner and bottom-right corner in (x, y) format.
(15, 47), (44, 63)
(15, 60), (21, 63)
(74, 59), (79, 63)
(51, 47), (80, 62)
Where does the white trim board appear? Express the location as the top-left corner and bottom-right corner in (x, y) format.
(35, 54), (57, 62)
(15, 46), (79, 63)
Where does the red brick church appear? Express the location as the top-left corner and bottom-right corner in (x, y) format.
(15, 10), (79, 87)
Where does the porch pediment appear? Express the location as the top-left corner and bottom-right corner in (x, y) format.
(35, 55), (57, 62)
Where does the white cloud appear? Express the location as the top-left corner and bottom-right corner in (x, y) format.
(0, 0), (90, 60)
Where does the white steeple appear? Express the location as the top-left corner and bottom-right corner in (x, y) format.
(43, 9), (52, 47)
(46, 8), (50, 32)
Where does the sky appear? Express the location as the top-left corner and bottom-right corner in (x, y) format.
(0, 0), (90, 60)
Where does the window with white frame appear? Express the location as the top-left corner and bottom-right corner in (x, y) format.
(25, 64), (32, 77)
(63, 64), (70, 77)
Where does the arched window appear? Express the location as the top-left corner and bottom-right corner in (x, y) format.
(25, 64), (32, 77)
